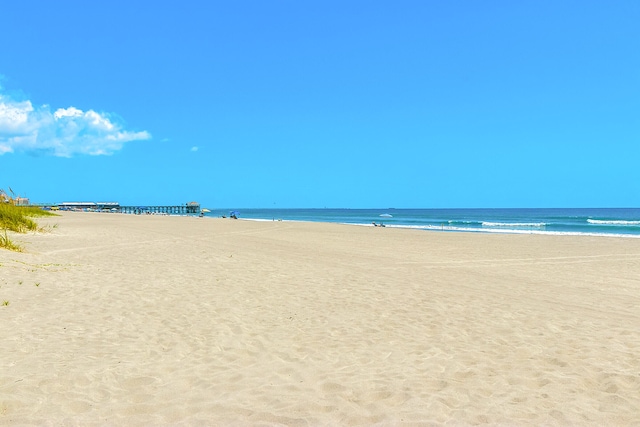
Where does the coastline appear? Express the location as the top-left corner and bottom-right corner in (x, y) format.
(240, 216), (640, 239)
(205, 207), (640, 239)
(1, 211), (639, 425)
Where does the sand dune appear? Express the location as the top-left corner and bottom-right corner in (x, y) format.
(1, 212), (639, 425)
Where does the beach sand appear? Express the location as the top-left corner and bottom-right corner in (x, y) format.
(1, 212), (639, 426)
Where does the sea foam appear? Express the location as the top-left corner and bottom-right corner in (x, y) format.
(482, 222), (547, 228)
(587, 219), (640, 226)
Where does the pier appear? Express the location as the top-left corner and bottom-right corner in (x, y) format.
(119, 203), (200, 215)
(46, 201), (201, 215)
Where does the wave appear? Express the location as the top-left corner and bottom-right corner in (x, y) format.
(390, 224), (640, 238)
(241, 218), (640, 238)
(587, 219), (640, 226)
(482, 222), (547, 228)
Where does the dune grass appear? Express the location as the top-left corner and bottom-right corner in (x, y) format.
(0, 189), (57, 251)
(0, 229), (23, 252)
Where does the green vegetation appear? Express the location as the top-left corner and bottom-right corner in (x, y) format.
(0, 229), (22, 252)
(0, 188), (56, 251)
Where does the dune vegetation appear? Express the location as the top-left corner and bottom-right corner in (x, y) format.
(1, 188), (56, 251)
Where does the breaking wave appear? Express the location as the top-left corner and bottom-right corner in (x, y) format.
(587, 219), (640, 226)
(482, 222), (547, 228)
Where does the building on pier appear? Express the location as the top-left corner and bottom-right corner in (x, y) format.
(58, 202), (119, 211)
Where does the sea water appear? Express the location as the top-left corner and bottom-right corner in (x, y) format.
(204, 208), (640, 238)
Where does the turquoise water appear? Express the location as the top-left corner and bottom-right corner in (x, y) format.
(204, 208), (640, 238)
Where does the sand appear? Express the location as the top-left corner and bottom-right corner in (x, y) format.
(1, 211), (639, 426)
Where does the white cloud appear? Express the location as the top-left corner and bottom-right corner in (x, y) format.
(0, 90), (151, 157)
(191, 146), (199, 152)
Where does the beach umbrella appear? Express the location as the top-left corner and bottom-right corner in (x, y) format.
(201, 208), (211, 213)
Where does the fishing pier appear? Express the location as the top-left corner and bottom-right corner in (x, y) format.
(48, 201), (201, 215)
(118, 203), (201, 215)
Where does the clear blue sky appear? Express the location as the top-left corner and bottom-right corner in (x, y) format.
(1, 0), (638, 208)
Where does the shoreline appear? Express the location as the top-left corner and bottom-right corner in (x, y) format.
(47, 207), (640, 238)
(231, 215), (640, 239)
(202, 207), (640, 239)
(1, 211), (639, 425)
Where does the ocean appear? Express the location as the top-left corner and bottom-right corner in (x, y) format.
(203, 208), (640, 238)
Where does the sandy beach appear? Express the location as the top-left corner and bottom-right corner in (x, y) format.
(1, 211), (639, 426)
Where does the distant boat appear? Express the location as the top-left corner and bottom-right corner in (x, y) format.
(380, 214), (393, 218)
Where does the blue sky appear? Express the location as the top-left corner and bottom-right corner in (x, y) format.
(1, 1), (638, 208)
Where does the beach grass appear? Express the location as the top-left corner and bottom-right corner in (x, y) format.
(0, 189), (57, 251)
(0, 229), (23, 252)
